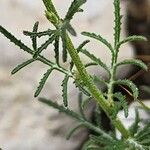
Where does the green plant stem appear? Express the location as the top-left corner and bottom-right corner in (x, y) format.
(42, 0), (130, 139)
(66, 34), (130, 139)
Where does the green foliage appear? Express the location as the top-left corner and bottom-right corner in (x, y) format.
(113, 0), (121, 46)
(114, 79), (139, 100)
(0, 25), (33, 54)
(113, 92), (128, 118)
(129, 109), (140, 136)
(82, 135), (127, 150)
(117, 35), (147, 49)
(82, 32), (113, 54)
(62, 75), (70, 107)
(33, 34), (56, 59)
(0, 0), (149, 149)
(65, 0), (86, 21)
(80, 49), (110, 75)
(34, 68), (54, 97)
(53, 35), (60, 65)
(116, 59), (148, 71)
(11, 59), (35, 75)
(61, 29), (68, 62)
(32, 22), (39, 51)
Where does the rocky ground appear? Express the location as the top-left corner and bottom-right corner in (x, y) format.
(0, 0), (137, 150)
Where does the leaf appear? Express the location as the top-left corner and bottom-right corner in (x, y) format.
(114, 79), (139, 100)
(85, 62), (98, 68)
(67, 23), (77, 36)
(82, 32), (113, 53)
(32, 22), (39, 51)
(38, 97), (82, 121)
(0, 25), (33, 54)
(33, 34), (55, 58)
(34, 68), (54, 97)
(65, 0), (86, 21)
(23, 29), (55, 38)
(78, 92), (86, 119)
(135, 122), (150, 142)
(116, 59), (148, 71)
(74, 79), (91, 97)
(11, 59), (35, 75)
(39, 98), (110, 137)
(129, 109), (140, 136)
(62, 75), (70, 107)
(90, 135), (113, 145)
(113, 0), (122, 46)
(93, 75), (108, 86)
(77, 40), (90, 52)
(112, 101), (122, 119)
(54, 35), (60, 65)
(42, 0), (59, 18)
(113, 92), (128, 118)
(117, 35), (147, 48)
(94, 105), (102, 128)
(66, 124), (84, 140)
(61, 29), (68, 62)
(80, 49), (110, 75)
(81, 96), (92, 109)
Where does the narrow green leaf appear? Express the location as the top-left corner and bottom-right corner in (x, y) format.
(93, 75), (108, 86)
(74, 79), (91, 97)
(116, 59), (148, 71)
(94, 105), (102, 128)
(0, 25), (33, 54)
(34, 68), (54, 97)
(33, 34), (55, 58)
(78, 92), (86, 119)
(81, 97), (92, 110)
(38, 98), (111, 138)
(67, 23), (77, 36)
(137, 128), (150, 140)
(66, 124), (84, 140)
(82, 32), (113, 53)
(117, 35), (147, 48)
(136, 123), (150, 141)
(80, 49), (110, 75)
(85, 62), (98, 68)
(65, 0), (86, 21)
(54, 35), (60, 65)
(11, 59), (35, 75)
(77, 40), (90, 52)
(113, 0), (122, 46)
(112, 101), (122, 119)
(81, 139), (95, 150)
(38, 97), (82, 121)
(62, 75), (70, 107)
(114, 79), (139, 100)
(32, 22), (39, 51)
(23, 29), (55, 38)
(139, 139), (150, 146)
(90, 135), (113, 145)
(61, 29), (68, 62)
(114, 92), (128, 118)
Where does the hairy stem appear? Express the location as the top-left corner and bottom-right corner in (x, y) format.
(66, 34), (130, 139)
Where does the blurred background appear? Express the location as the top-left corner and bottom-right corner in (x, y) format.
(0, 0), (137, 149)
